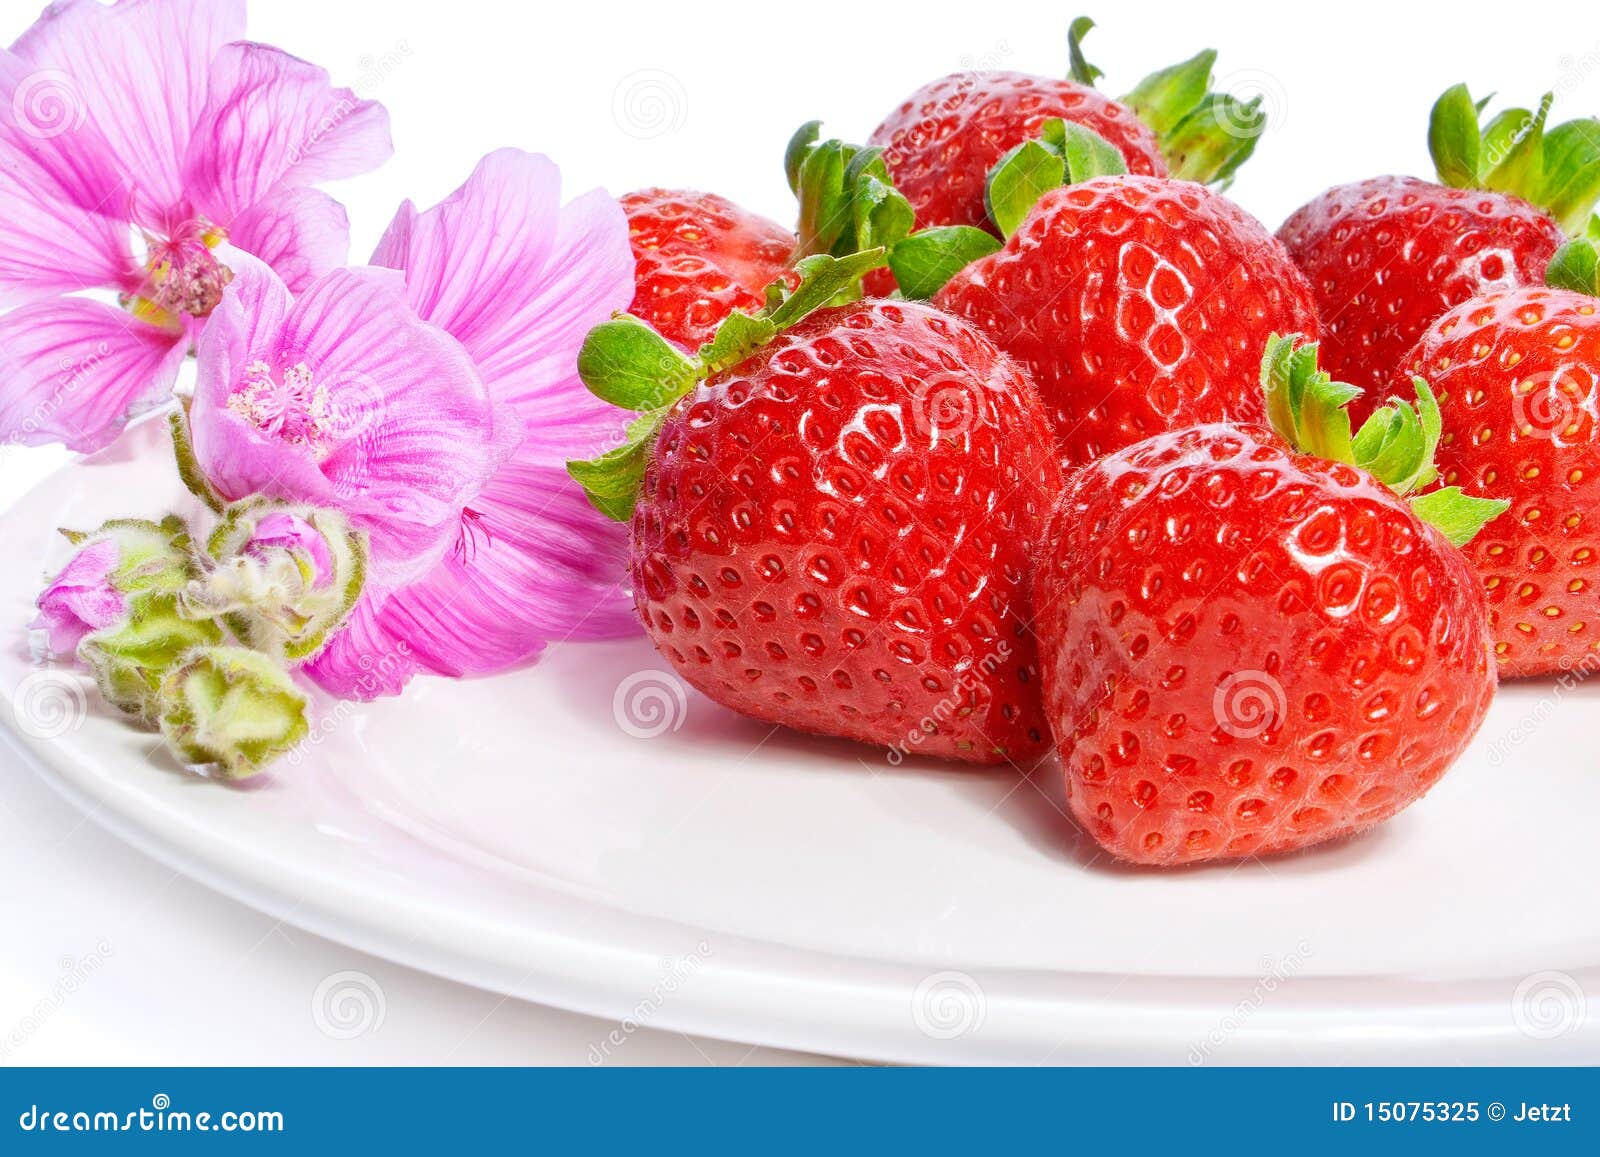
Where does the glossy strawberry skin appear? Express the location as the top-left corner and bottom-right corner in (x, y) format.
(1034, 424), (1495, 865)
(1277, 176), (1564, 417)
(936, 176), (1319, 470)
(869, 71), (1166, 234)
(1406, 287), (1600, 678)
(632, 301), (1063, 763)
(620, 189), (795, 351)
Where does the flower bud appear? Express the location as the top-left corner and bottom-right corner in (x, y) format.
(31, 517), (194, 660)
(184, 500), (366, 662)
(36, 517), (223, 722)
(157, 646), (309, 779)
(78, 595), (225, 722)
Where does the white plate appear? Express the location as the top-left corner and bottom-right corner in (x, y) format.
(2, 419), (1597, 1065)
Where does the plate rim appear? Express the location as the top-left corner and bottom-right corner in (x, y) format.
(9, 719), (1599, 1066)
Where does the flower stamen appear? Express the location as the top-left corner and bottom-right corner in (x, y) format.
(228, 361), (339, 457)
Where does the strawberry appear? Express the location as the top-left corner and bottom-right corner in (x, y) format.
(1033, 336), (1505, 865)
(620, 188), (796, 351)
(568, 254), (1063, 763)
(1404, 242), (1600, 677)
(867, 17), (1264, 236)
(1277, 86), (1600, 415)
(931, 133), (1317, 470)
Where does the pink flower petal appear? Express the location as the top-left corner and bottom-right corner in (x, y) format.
(190, 249), (501, 587)
(184, 42), (391, 228)
(11, 0), (247, 228)
(300, 597), (421, 701)
(30, 536), (124, 658)
(373, 149), (635, 457)
(228, 185), (350, 293)
(0, 51), (137, 305)
(306, 459), (635, 698)
(0, 297), (185, 450)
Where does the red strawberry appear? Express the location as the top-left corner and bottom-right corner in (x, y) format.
(872, 70), (1163, 234)
(1034, 337), (1504, 865)
(1277, 85), (1599, 414)
(936, 162), (1318, 470)
(868, 18), (1263, 236)
(620, 188), (796, 351)
(1405, 250), (1600, 677)
(569, 254), (1063, 763)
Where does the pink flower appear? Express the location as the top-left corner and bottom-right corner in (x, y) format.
(244, 511), (336, 589)
(31, 536), (124, 657)
(187, 247), (503, 590)
(0, 0), (392, 451)
(302, 150), (639, 699)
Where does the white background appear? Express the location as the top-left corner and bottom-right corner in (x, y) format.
(1, 0), (1596, 1064)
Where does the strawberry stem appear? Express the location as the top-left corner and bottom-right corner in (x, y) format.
(1546, 236), (1600, 296)
(787, 124), (999, 299)
(1066, 16), (1103, 86)
(1260, 335), (1508, 546)
(1065, 16), (1264, 187)
(567, 251), (888, 521)
(1429, 84), (1600, 235)
(985, 120), (1128, 238)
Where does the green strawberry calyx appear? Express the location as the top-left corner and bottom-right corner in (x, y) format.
(1428, 84), (1600, 235)
(985, 119), (1129, 239)
(1070, 16), (1266, 188)
(1261, 334), (1509, 547)
(567, 250), (887, 522)
(1545, 234), (1600, 295)
(786, 123), (1001, 300)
